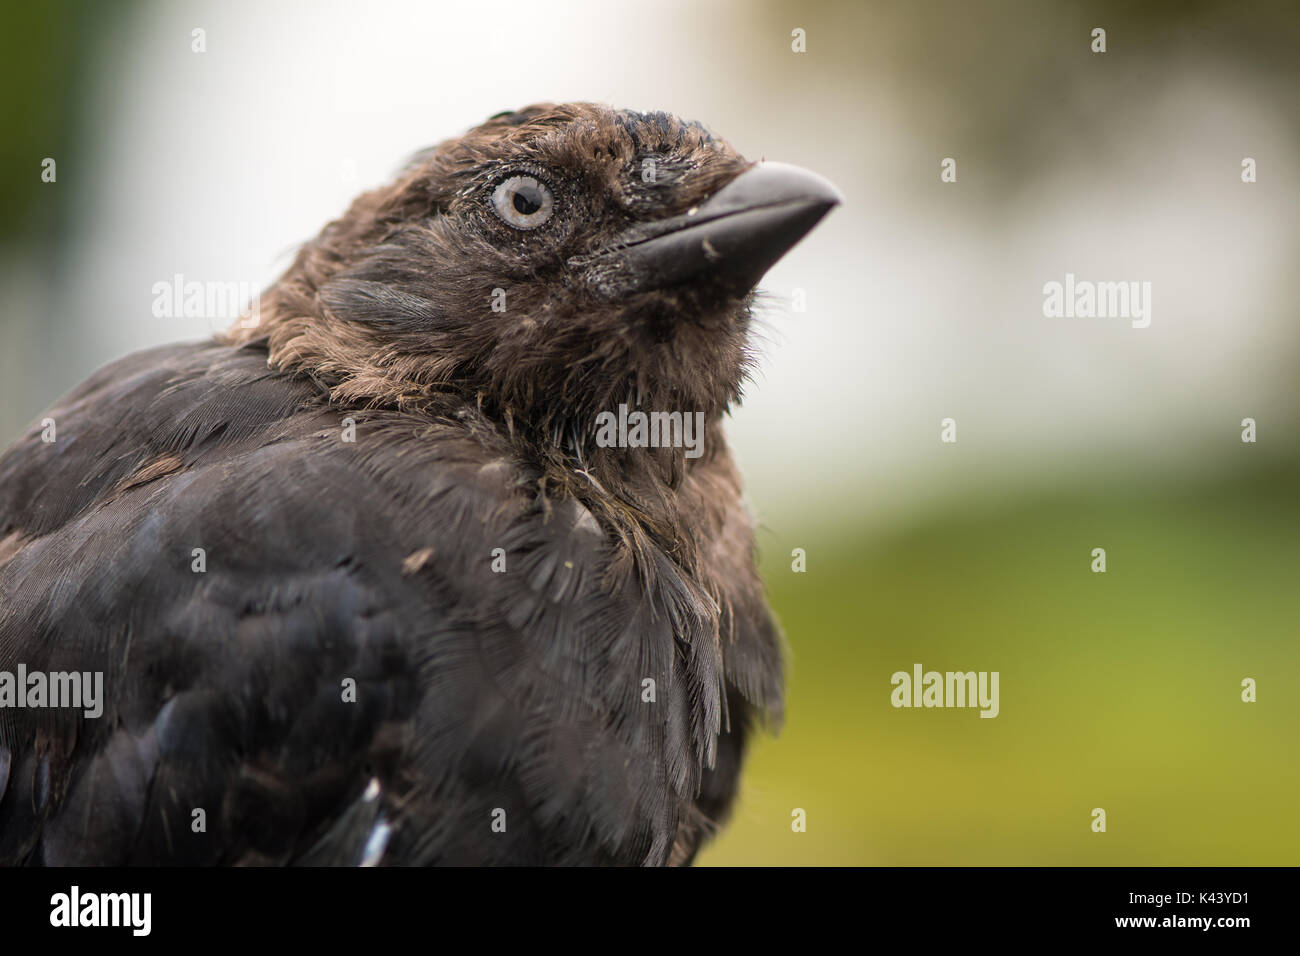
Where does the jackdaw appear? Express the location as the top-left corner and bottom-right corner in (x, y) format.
(0, 103), (840, 865)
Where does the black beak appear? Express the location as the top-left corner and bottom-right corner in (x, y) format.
(581, 162), (843, 298)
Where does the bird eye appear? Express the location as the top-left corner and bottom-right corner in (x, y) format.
(491, 175), (554, 230)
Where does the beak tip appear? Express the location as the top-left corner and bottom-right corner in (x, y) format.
(716, 160), (844, 215)
(763, 163), (844, 210)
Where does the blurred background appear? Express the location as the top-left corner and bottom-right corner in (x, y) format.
(1, 0), (1297, 864)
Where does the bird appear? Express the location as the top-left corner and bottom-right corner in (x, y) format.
(0, 103), (840, 865)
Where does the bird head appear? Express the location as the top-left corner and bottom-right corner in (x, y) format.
(236, 103), (840, 466)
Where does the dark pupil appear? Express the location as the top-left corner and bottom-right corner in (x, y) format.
(512, 186), (542, 215)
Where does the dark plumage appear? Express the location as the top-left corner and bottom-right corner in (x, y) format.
(0, 103), (839, 865)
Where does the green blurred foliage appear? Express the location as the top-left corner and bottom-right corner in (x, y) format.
(703, 464), (1300, 864)
(0, 1), (127, 244)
